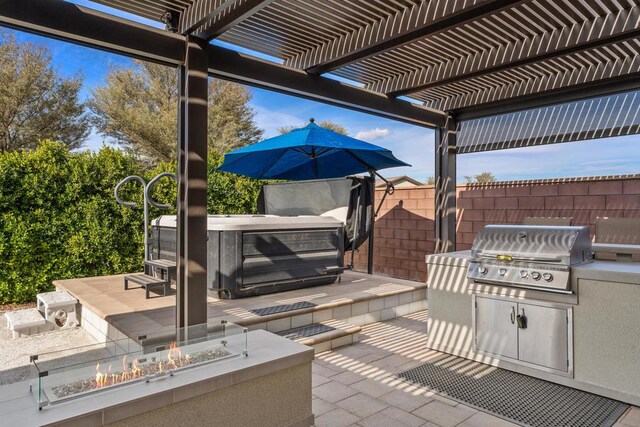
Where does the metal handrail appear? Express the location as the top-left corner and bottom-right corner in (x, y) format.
(145, 172), (177, 210)
(114, 173), (177, 262)
(114, 175), (146, 208)
(115, 175), (150, 261)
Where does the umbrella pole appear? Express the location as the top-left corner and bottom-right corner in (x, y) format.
(349, 180), (362, 270)
(367, 171), (375, 275)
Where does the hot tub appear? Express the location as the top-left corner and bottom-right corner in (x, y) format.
(150, 214), (344, 298)
(149, 177), (371, 298)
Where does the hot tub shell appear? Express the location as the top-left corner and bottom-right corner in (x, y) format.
(151, 215), (345, 298)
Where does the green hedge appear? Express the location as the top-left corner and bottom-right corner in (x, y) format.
(0, 141), (261, 304)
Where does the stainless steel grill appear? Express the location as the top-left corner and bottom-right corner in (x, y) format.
(467, 225), (593, 293)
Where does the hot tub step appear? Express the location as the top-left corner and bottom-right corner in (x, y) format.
(4, 308), (53, 339)
(124, 273), (171, 299)
(277, 319), (361, 353)
(36, 291), (78, 330)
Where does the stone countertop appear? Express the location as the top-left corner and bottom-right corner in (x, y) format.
(573, 261), (640, 285)
(425, 251), (472, 267)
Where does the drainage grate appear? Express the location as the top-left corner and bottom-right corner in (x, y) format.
(398, 353), (628, 427)
(250, 301), (316, 316)
(276, 323), (336, 340)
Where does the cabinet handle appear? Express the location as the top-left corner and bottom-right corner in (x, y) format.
(517, 308), (528, 329)
(510, 306), (516, 324)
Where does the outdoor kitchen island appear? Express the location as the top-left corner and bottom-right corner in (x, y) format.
(425, 250), (640, 406)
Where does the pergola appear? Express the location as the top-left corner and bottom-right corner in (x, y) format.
(2, 0), (639, 329)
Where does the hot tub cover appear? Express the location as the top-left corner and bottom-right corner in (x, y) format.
(151, 214), (343, 231)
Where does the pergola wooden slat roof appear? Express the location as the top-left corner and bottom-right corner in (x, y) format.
(85, 0), (640, 127)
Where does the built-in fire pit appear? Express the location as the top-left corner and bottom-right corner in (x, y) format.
(51, 343), (232, 400)
(31, 321), (247, 408)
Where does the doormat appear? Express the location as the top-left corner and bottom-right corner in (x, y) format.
(397, 352), (628, 427)
(250, 301), (316, 316)
(276, 323), (335, 340)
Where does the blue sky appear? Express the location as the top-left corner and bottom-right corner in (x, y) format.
(5, 0), (639, 183)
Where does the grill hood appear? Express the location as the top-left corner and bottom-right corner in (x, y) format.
(471, 225), (593, 266)
(468, 225), (593, 293)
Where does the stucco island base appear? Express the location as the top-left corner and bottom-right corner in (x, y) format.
(0, 330), (314, 427)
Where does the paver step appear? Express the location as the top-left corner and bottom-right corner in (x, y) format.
(36, 291), (78, 330)
(276, 323), (336, 340)
(36, 290), (77, 309)
(283, 319), (361, 353)
(4, 308), (53, 339)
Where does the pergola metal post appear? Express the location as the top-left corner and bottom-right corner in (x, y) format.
(176, 64), (186, 329)
(176, 35), (209, 330)
(367, 173), (375, 274)
(434, 115), (457, 253)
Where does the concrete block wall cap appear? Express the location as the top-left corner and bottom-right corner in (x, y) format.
(459, 173), (640, 189)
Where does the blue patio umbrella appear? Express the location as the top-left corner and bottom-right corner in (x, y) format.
(217, 119), (410, 180)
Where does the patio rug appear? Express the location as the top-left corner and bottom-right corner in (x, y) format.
(250, 301), (316, 316)
(398, 353), (628, 427)
(276, 323), (335, 340)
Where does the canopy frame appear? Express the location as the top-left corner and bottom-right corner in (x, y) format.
(1, 0), (637, 329)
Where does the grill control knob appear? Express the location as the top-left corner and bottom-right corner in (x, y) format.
(478, 266), (488, 275)
(542, 273), (553, 282)
(519, 270), (528, 279)
(499, 268), (507, 276)
(531, 271), (541, 281)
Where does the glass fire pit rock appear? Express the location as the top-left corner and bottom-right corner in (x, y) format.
(31, 321), (248, 409)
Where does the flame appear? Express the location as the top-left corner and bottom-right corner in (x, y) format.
(131, 359), (141, 379)
(167, 342), (188, 369)
(92, 342), (190, 391)
(96, 363), (105, 388)
(120, 355), (128, 382)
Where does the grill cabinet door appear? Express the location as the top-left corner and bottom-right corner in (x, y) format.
(517, 303), (569, 372)
(475, 296), (518, 359)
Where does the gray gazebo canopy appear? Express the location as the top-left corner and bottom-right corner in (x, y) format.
(2, 0), (638, 328)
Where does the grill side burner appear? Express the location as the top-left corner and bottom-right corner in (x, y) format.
(467, 225), (593, 292)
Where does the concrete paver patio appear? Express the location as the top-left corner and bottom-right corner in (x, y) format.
(311, 311), (640, 427)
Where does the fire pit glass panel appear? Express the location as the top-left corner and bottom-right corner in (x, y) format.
(31, 321), (248, 409)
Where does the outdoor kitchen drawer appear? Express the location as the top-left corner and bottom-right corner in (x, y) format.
(473, 294), (573, 376)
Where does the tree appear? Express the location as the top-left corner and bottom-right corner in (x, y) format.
(0, 31), (89, 153)
(208, 79), (263, 155)
(0, 141), (264, 303)
(278, 120), (348, 135)
(89, 60), (262, 162)
(464, 172), (497, 183)
(425, 176), (436, 186)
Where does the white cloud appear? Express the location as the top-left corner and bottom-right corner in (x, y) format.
(355, 127), (390, 141)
